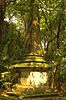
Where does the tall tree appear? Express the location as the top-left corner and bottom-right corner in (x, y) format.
(0, 0), (16, 46)
(0, 0), (6, 43)
(24, 0), (43, 55)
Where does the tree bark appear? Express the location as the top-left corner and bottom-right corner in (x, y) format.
(0, 0), (6, 44)
(24, 0), (42, 56)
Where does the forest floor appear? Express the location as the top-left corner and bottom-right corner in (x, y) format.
(0, 84), (66, 100)
(0, 95), (66, 100)
(0, 92), (66, 100)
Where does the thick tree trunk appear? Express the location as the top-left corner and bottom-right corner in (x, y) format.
(24, 0), (43, 55)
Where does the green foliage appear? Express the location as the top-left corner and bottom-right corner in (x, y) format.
(0, 0), (65, 91)
(0, 22), (24, 66)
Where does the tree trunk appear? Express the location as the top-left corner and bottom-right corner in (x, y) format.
(51, 14), (63, 92)
(0, 0), (6, 44)
(24, 0), (43, 55)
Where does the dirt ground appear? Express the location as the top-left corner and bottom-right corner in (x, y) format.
(0, 96), (66, 100)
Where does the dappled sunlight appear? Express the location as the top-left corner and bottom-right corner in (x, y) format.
(27, 72), (48, 87)
(4, 17), (17, 23)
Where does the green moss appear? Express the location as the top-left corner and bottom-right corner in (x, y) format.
(13, 63), (27, 68)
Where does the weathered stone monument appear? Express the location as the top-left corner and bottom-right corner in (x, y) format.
(12, 0), (50, 91)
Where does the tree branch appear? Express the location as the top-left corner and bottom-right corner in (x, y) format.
(45, 35), (57, 50)
(6, 0), (16, 6)
(56, 14), (62, 48)
(39, 2), (56, 35)
(42, 10), (56, 35)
